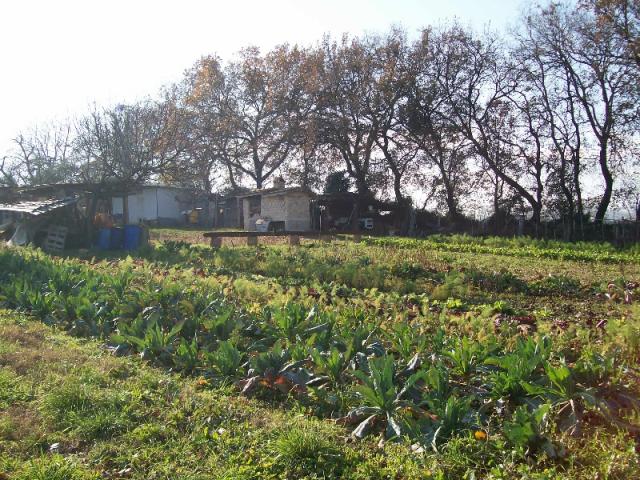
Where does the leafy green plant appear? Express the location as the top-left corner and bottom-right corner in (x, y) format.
(503, 404), (558, 458)
(270, 303), (317, 343)
(311, 346), (350, 386)
(421, 363), (452, 410)
(431, 272), (468, 301)
(174, 337), (199, 374)
(201, 306), (239, 341)
(428, 396), (473, 449)
(444, 337), (485, 377)
(523, 361), (599, 434)
(207, 340), (243, 377)
(389, 322), (428, 360)
(239, 343), (309, 397)
(349, 355), (424, 439)
(487, 300), (515, 315)
(485, 337), (551, 401)
(119, 320), (184, 363)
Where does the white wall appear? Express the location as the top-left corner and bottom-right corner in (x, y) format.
(284, 192), (311, 230)
(242, 198), (256, 230)
(155, 188), (182, 220)
(112, 187), (184, 223)
(241, 191), (312, 231)
(262, 194), (286, 220)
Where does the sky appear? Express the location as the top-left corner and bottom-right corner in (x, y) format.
(0, 0), (524, 157)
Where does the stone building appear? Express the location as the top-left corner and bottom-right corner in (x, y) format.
(240, 185), (314, 231)
(216, 178), (314, 231)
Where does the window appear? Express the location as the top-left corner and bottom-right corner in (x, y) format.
(248, 196), (261, 216)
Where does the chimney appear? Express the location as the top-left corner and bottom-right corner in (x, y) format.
(273, 176), (285, 189)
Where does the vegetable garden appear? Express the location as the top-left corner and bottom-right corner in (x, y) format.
(1, 234), (639, 478)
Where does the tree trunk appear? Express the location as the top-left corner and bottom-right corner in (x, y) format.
(351, 197), (361, 231)
(559, 156), (575, 240)
(376, 136), (404, 203)
(574, 160), (585, 239)
(594, 143), (614, 224)
(438, 162), (458, 222)
(392, 173), (401, 202)
(445, 189), (458, 223)
(251, 143), (264, 189)
(354, 174), (370, 197)
(531, 204), (542, 234)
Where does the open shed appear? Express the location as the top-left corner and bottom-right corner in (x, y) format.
(0, 194), (83, 250)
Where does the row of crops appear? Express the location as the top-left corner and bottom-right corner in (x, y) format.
(132, 240), (634, 299)
(1, 245), (638, 465)
(364, 235), (640, 264)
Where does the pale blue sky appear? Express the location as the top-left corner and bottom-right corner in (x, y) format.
(0, 0), (524, 154)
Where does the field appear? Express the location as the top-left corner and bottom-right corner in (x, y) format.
(1, 231), (639, 479)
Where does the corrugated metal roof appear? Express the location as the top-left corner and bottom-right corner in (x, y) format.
(0, 196), (79, 216)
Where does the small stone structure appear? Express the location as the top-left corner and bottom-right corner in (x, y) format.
(237, 181), (314, 232)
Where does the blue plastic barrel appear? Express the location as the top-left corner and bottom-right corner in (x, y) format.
(110, 227), (124, 249)
(123, 225), (142, 250)
(97, 228), (111, 250)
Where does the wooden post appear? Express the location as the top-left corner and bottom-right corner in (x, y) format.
(320, 234), (331, 243)
(122, 193), (129, 225)
(210, 236), (222, 249)
(353, 233), (362, 243)
(247, 236), (258, 246)
(86, 192), (98, 248)
(289, 234), (300, 246)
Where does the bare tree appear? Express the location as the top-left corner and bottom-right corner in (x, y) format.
(430, 25), (545, 227)
(368, 29), (423, 204)
(527, 2), (637, 223)
(7, 121), (76, 186)
(404, 28), (472, 221)
(221, 45), (309, 189)
(0, 156), (18, 186)
(317, 35), (385, 197)
(75, 99), (184, 222)
(514, 14), (588, 237)
(591, 0), (640, 68)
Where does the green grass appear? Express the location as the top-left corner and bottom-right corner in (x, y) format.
(0, 233), (639, 478)
(0, 310), (433, 479)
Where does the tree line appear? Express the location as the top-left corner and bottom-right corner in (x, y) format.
(2, 0), (639, 234)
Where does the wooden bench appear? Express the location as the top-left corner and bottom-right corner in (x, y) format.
(203, 230), (363, 248)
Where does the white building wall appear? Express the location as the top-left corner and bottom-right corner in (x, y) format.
(242, 199), (256, 230)
(241, 192), (312, 231)
(112, 187), (184, 223)
(284, 192), (311, 231)
(142, 189), (157, 220)
(262, 194), (286, 220)
(156, 188), (182, 220)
